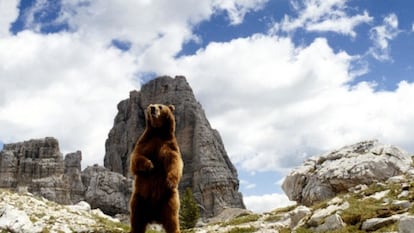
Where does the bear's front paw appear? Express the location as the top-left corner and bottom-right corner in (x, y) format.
(142, 159), (154, 171)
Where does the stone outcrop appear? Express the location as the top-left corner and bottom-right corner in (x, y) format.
(0, 137), (71, 204)
(282, 140), (413, 206)
(104, 75), (245, 218)
(82, 165), (133, 216)
(63, 151), (85, 204)
(0, 137), (131, 215)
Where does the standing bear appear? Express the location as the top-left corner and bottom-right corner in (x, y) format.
(129, 104), (183, 233)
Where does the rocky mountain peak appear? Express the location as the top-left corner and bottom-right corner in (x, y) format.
(104, 75), (245, 218)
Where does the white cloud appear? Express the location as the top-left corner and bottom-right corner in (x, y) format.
(244, 193), (296, 213)
(57, 0), (268, 51)
(2, 1), (414, 191)
(0, 0), (19, 37)
(0, 31), (138, 168)
(272, 0), (373, 37)
(154, 33), (414, 174)
(369, 13), (399, 61)
(217, 0), (268, 25)
(0, 0), (271, 170)
(160, 35), (354, 171)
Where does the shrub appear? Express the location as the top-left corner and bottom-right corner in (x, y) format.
(179, 188), (200, 230)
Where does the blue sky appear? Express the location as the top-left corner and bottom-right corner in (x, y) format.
(1, 0), (414, 213)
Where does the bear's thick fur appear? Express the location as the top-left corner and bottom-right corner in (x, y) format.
(129, 104), (183, 233)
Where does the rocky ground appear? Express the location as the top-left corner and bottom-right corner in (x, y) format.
(192, 174), (414, 233)
(2, 140), (414, 233)
(0, 189), (129, 233)
(3, 173), (414, 233)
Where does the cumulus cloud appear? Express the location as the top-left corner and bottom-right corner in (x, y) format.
(57, 0), (268, 51)
(0, 31), (138, 167)
(272, 0), (373, 37)
(0, 0), (271, 169)
(244, 193), (295, 213)
(0, 0), (19, 37)
(154, 33), (414, 174)
(218, 0), (268, 25)
(159, 35), (354, 171)
(369, 13), (400, 61)
(2, 0), (414, 186)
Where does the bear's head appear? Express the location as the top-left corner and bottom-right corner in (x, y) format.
(145, 104), (176, 131)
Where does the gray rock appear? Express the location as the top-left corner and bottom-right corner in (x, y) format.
(64, 151), (85, 203)
(289, 205), (311, 228)
(82, 165), (133, 216)
(208, 208), (253, 224)
(314, 214), (345, 232)
(283, 140), (412, 206)
(392, 200), (411, 210)
(0, 137), (71, 204)
(309, 201), (349, 226)
(0, 204), (42, 233)
(362, 215), (402, 231)
(103, 75), (245, 218)
(399, 216), (414, 233)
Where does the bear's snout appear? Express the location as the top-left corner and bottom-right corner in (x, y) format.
(150, 105), (156, 115)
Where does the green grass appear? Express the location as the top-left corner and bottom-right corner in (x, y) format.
(263, 213), (283, 222)
(93, 214), (131, 232)
(225, 226), (257, 233)
(221, 214), (260, 227)
(267, 204), (297, 215)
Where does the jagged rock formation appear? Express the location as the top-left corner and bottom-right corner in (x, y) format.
(0, 137), (71, 204)
(0, 137), (131, 216)
(104, 75), (245, 218)
(282, 140), (413, 206)
(63, 151), (85, 204)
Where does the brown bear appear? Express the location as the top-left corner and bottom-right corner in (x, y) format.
(129, 103), (183, 233)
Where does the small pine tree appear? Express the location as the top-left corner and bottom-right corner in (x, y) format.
(179, 187), (200, 230)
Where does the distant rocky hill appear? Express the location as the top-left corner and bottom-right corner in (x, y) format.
(104, 75), (245, 218)
(0, 137), (132, 216)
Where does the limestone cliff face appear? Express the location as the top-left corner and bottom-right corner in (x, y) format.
(0, 137), (131, 216)
(104, 75), (245, 218)
(0, 137), (71, 204)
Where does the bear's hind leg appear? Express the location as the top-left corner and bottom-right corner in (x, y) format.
(161, 191), (181, 233)
(130, 195), (149, 233)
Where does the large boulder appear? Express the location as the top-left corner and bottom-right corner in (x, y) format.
(282, 140), (413, 206)
(82, 165), (133, 216)
(104, 75), (245, 218)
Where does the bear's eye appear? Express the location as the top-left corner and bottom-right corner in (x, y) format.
(158, 106), (162, 110)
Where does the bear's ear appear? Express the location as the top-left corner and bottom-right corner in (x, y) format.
(168, 105), (175, 112)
